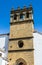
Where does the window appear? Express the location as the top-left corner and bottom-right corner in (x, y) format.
(14, 14), (17, 20)
(26, 13), (29, 18)
(18, 40), (24, 48)
(20, 14), (23, 19)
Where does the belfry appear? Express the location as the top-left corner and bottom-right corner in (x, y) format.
(8, 5), (34, 65)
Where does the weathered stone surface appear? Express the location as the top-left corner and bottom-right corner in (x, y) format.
(8, 6), (34, 65)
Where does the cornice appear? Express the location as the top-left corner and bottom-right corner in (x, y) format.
(10, 19), (34, 25)
(9, 36), (33, 41)
(8, 49), (34, 52)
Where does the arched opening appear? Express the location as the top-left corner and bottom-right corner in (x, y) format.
(14, 14), (17, 20)
(16, 58), (27, 65)
(26, 12), (29, 18)
(20, 14), (23, 19)
(18, 62), (23, 65)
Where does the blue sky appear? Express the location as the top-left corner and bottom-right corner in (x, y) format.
(0, 0), (42, 34)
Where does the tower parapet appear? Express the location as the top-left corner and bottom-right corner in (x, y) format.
(10, 5), (33, 24)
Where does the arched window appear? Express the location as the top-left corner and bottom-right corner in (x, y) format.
(16, 58), (27, 65)
(14, 14), (17, 20)
(26, 12), (29, 18)
(20, 14), (23, 19)
(18, 62), (23, 65)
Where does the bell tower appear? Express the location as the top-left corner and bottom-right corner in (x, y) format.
(8, 5), (34, 65)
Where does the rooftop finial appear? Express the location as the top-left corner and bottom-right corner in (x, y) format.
(11, 7), (14, 11)
(17, 6), (20, 10)
(24, 6), (26, 9)
(29, 4), (33, 11)
(11, 7), (14, 14)
(29, 4), (32, 8)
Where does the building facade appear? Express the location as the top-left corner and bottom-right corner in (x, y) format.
(0, 34), (9, 65)
(33, 31), (42, 65)
(0, 49), (8, 65)
(8, 5), (34, 65)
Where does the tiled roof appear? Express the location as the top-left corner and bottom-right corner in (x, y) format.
(33, 30), (42, 35)
(0, 33), (9, 36)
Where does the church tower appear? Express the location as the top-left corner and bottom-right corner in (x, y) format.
(8, 5), (34, 65)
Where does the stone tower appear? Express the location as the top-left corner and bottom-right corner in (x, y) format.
(8, 5), (34, 65)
